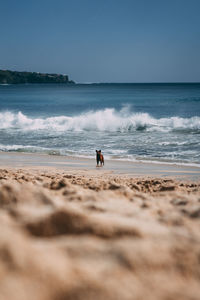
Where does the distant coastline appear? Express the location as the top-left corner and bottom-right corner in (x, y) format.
(0, 70), (75, 84)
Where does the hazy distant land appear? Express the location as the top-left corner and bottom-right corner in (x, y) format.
(0, 70), (75, 84)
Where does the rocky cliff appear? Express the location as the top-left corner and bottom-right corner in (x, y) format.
(0, 70), (75, 84)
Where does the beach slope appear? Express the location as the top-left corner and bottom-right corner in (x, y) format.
(0, 166), (200, 300)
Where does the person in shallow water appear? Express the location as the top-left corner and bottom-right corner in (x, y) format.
(96, 150), (104, 167)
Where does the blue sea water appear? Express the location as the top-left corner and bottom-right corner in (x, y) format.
(0, 83), (200, 166)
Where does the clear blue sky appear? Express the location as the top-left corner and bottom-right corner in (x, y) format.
(0, 0), (200, 82)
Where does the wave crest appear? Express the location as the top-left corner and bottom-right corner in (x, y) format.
(0, 109), (199, 133)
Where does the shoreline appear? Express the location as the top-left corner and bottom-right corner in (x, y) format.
(0, 151), (199, 181)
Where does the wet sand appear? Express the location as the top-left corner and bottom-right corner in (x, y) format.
(0, 152), (200, 300)
(0, 151), (200, 180)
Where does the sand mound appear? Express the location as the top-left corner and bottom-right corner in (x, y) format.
(0, 168), (200, 300)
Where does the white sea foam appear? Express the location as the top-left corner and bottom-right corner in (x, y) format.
(158, 141), (189, 146)
(0, 144), (48, 152)
(0, 109), (200, 132)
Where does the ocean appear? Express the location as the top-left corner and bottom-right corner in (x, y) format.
(0, 83), (200, 167)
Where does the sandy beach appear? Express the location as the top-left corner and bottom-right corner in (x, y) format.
(0, 152), (200, 300)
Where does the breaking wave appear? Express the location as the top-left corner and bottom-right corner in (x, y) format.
(0, 109), (200, 133)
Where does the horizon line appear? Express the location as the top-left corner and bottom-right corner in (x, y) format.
(76, 81), (200, 84)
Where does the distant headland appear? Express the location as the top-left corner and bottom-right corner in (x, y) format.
(0, 70), (75, 84)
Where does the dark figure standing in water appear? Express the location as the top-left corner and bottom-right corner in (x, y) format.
(96, 150), (104, 167)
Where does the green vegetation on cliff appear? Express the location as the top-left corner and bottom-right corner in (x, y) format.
(0, 70), (75, 84)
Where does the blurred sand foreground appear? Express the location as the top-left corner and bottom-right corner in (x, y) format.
(0, 167), (200, 300)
